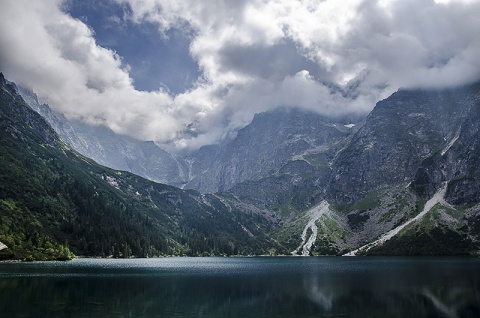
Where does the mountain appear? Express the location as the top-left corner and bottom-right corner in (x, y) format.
(4, 71), (480, 258)
(322, 82), (480, 255)
(0, 73), (275, 261)
(17, 86), (363, 198)
(215, 82), (480, 256)
(185, 107), (361, 193)
(329, 84), (478, 205)
(17, 87), (189, 187)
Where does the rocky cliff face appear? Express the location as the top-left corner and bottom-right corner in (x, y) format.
(17, 87), (189, 187)
(409, 82), (480, 205)
(16, 85), (361, 195)
(329, 83), (479, 205)
(185, 107), (359, 193)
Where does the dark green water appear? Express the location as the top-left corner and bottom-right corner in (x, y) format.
(0, 257), (479, 317)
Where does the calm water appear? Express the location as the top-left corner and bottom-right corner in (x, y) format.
(0, 257), (479, 318)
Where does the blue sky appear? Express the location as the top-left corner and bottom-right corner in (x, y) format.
(1, 0), (480, 150)
(66, 0), (199, 93)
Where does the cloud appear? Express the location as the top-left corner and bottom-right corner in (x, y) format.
(0, 0), (181, 142)
(344, 0), (480, 89)
(1, 0), (480, 151)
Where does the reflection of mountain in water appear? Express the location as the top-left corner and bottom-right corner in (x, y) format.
(1, 258), (479, 317)
(303, 278), (477, 318)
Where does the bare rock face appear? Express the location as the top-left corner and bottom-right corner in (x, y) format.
(17, 86), (189, 187)
(329, 82), (480, 205)
(410, 83), (480, 205)
(185, 107), (358, 193)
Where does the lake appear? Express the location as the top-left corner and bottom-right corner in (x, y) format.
(0, 257), (479, 317)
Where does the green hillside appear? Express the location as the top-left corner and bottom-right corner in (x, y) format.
(0, 74), (274, 261)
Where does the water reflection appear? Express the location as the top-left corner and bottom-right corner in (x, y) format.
(0, 257), (479, 317)
(298, 258), (480, 318)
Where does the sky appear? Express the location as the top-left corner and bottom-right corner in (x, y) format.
(1, 0), (480, 151)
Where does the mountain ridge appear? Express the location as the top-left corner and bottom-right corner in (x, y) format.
(3, 72), (480, 258)
(0, 73), (276, 260)
(16, 86), (190, 187)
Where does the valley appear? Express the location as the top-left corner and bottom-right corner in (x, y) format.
(2, 73), (480, 260)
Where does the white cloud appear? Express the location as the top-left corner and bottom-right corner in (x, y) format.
(1, 0), (480, 151)
(0, 0), (182, 143)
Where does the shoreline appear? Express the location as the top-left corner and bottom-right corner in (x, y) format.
(2, 253), (478, 263)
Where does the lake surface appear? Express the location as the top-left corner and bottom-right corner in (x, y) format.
(1, 257), (479, 318)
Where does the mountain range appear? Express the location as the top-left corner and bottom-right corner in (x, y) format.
(0, 74), (275, 260)
(1, 72), (480, 259)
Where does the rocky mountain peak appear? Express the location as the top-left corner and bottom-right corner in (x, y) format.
(329, 81), (480, 204)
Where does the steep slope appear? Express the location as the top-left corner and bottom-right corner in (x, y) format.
(17, 87), (189, 187)
(186, 107), (359, 193)
(329, 84), (477, 205)
(410, 84), (480, 204)
(325, 81), (480, 255)
(269, 81), (480, 256)
(19, 84), (361, 196)
(6, 71), (480, 257)
(0, 74), (275, 260)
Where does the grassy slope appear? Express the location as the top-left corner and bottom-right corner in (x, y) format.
(0, 75), (274, 260)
